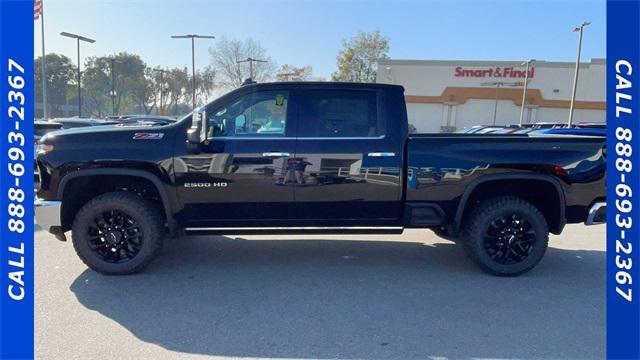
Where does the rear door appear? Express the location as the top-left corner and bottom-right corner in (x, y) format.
(290, 88), (404, 226)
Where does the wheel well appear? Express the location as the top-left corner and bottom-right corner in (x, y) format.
(61, 175), (166, 231)
(457, 178), (564, 234)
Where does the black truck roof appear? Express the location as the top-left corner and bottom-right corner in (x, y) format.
(239, 81), (405, 92)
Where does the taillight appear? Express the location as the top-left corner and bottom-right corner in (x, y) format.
(551, 165), (569, 177)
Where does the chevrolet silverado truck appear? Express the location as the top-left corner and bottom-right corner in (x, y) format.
(35, 82), (606, 276)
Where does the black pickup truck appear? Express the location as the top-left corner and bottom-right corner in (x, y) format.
(35, 82), (606, 276)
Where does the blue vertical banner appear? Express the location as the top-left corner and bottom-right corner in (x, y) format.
(0, 0), (35, 359)
(607, 0), (640, 359)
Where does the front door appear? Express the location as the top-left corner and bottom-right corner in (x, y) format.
(175, 89), (295, 228)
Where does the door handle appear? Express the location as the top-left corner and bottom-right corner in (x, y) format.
(367, 152), (396, 157)
(262, 152), (290, 157)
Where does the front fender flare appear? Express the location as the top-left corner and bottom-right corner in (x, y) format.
(58, 168), (178, 235)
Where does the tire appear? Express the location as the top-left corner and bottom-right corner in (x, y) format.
(462, 196), (549, 276)
(72, 192), (164, 275)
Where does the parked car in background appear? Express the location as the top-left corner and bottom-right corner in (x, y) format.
(35, 120), (63, 139)
(530, 128), (607, 137)
(105, 115), (137, 121)
(575, 122), (606, 129)
(114, 115), (177, 127)
(457, 125), (502, 134)
(457, 125), (520, 134)
(529, 122), (568, 130)
(107, 115), (177, 123)
(51, 118), (118, 128)
(458, 122), (605, 136)
(456, 125), (484, 133)
(510, 128), (536, 134)
(485, 126), (520, 134)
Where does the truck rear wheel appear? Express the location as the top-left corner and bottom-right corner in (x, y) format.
(71, 192), (164, 275)
(462, 196), (549, 276)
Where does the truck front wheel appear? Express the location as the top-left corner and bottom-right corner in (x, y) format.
(462, 196), (549, 276)
(71, 192), (164, 275)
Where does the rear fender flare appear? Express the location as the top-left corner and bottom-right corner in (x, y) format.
(453, 173), (566, 234)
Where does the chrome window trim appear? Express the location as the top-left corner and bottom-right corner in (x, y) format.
(297, 135), (386, 140)
(208, 136), (294, 140)
(208, 135), (386, 141)
(186, 226), (403, 231)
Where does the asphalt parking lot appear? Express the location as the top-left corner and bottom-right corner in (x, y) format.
(35, 224), (605, 360)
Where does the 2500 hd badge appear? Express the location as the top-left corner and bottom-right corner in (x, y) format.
(184, 182), (228, 188)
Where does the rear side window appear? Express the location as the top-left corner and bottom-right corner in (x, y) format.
(297, 90), (381, 137)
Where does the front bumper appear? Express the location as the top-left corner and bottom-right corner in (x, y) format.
(35, 199), (66, 241)
(585, 201), (606, 225)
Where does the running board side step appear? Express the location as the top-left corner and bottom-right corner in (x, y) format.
(184, 226), (405, 235)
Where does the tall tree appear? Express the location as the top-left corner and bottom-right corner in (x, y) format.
(194, 66), (217, 105)
(331, 30), (390, 83)
(209, 37), (276, 89)
(163, 67), (190, 115)
(82, 52), (147, 117)
(276, 64), (313, 81)
(34, 53), (75, 117)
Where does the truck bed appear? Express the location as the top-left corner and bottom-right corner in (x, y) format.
(405, 133), (606, 228)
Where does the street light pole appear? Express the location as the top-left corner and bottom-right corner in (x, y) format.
(568, 21), (590, 127)
(171, 34), (215, 109)
(109, 57), (121, 116)
(191, 37), (195, 108)
(60, 32), (95, 118)
(492, 83), (501, 125)
(481, 80), (521, 126)
(76, 38), (80, 116)
(237, 57), (268, 82)
(481, 82), (501, 126)
(519, 59), (535, 127)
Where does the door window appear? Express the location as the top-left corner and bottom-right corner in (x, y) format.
(207, 91), (289, 137)
(297, 90), (381, 137)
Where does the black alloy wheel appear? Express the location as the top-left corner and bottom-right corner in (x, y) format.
(87, 209), (144, 264)
(483, 213), (536, 265)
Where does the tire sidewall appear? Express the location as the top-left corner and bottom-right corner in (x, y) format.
(72, 194), (160, 274)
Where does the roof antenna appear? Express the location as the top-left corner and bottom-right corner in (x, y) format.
(241, 78), (256, 86)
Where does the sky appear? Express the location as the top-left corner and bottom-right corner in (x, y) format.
(34, 0), (606, 79)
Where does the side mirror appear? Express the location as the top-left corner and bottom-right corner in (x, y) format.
(187, 107), (207, 144)
(186, 107), (207, 153)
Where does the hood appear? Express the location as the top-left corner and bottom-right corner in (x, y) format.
(40, 122), (172, 143)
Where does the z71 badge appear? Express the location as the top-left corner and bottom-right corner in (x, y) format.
(133, 133), (164, 140)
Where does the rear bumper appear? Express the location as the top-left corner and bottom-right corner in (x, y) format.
(585, 201), (606, 225)
(35, 199), (66, 241)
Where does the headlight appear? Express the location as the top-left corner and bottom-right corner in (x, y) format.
(36, 143), (54, 155)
